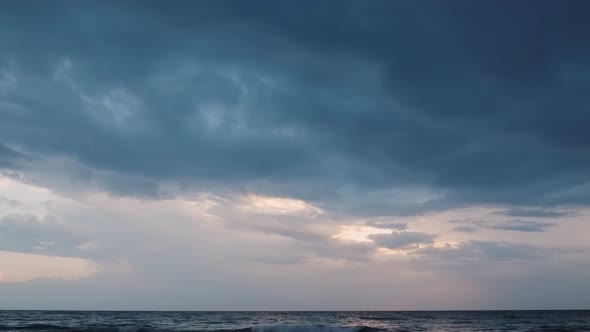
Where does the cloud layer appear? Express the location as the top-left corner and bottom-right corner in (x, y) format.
(1, 0), (590, 309)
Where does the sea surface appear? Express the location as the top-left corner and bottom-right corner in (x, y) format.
(0, 311), (589, 332)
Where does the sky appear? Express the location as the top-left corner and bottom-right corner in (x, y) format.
(1, 0), (590, 310)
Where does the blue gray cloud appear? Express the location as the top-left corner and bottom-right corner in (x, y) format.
(0, 214), (87, 256)
(1, 0), (590, 310)
(487, 220), (557, 233)
(450, 219), (558, 233)
(452, 226), (478, 234)
(494, 208), (576, 218)
(369, 232), (435, 250)
(1, 0), (590, 214)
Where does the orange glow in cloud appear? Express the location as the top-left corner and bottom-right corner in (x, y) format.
(333, 225), (391, 242)
(240, 194), (323, 215)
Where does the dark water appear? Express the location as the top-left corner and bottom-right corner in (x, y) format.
(0, 311), (589, 332)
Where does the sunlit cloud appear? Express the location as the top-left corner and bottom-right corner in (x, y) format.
(239, 194), (323, 215)
(333, 225), (390, 243)
(0, 251), (97, 283)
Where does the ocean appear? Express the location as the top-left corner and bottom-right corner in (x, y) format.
(0, 311), (589, 332)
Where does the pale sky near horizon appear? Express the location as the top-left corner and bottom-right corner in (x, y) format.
(1, 0), (590, 310)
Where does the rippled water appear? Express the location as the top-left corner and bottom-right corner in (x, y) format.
(0, 311), (589, 332)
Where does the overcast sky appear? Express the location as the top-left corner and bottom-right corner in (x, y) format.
(1, 0), (590, 310)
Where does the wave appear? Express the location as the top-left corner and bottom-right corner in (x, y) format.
(357, 317), (398, 321)
(0, 324), (75, 331)
(2, 323), (589, 332)
(0, 324), (383, 332)
(0, 324), (153, 332)
(250, 325), (383, 332)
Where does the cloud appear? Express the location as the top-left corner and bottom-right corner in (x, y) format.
(0, 176), (589, 310)
(0, 214), (88, 257)
(453, 225), (478, 233)
(363, 221), (407, 230)
(369, 231), (435, 250)
(0, 1), (589, 214)
(1, 1), (590, 310)
(487, 220), (557, 233)
(494, 208), (576, 218)
(0, 144), (25, 168)
(0, 196), (21, 207)
(412, 241), (561, 265)
(0, 250), (96, 283)
(449, 218), (558, 233)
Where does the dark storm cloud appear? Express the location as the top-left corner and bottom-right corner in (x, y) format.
(1, 0), (590, 211)
(0, 144), (25, 168)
